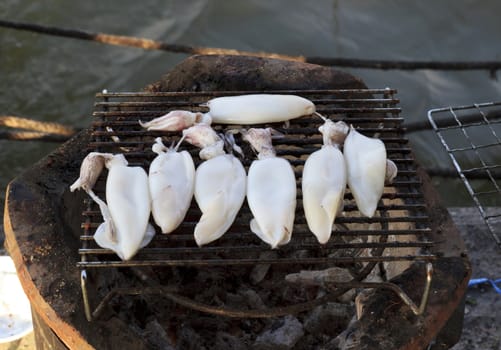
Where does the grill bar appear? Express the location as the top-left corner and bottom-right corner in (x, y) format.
(95, 98), (400, 108)
(95, 88), (398, 97)
(91, 118), (405, 129)
(79, 241), (434, 255)
(78, 255), (437, 268)
(93, 107), (402, 117)
(79, 229), (430, 240)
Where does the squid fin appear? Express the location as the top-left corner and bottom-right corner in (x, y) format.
(94, 222), (123, 259)
(140, 224), (156, 248)
(321, 189), (343, 221)
(250, 218), (280, 249)
(194, 191), (228, 246)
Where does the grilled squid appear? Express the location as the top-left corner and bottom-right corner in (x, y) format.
(149, 137), (195, 234)
(70, 152), (114, 238)
(385, 159), (398, 184)
(139, 110), (208, 131)
(206, 94), (315, 124)
(344, 126), (387, 218)
(182, 124), (246, 246)
(139, 94), (315, 131)
(302, 119), (349, 244)
(244, 128), (296, 248)
(70, 151), (107, 193)
(70, 152), (154, 260)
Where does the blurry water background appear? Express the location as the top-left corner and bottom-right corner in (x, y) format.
(1, 0), (501, 215)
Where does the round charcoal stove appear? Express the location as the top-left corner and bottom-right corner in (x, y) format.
(3, 55), (471, 350)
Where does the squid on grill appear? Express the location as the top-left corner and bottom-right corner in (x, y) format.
(139, 110), (209, 131)
(182, 124), (246, 246)
(302, 119), (349, 244)
(243, 128), (296, 248)
(139, 94), (315, 131)
(70, 152), (154, 260)
(70, 151), (107, 193)
(343, 125), (387, 218)
(206, 94), (315, 124)
(148, 137), (195, 234)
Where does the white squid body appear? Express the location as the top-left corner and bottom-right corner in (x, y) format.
(194, 155), (246, 246)
(207, 94), (315, 124)
(244, 128), (296, 248)
(93, 154), (155, 260)
(344, 126), (387, 218)
(138, 94), (315, 131)
(183, 124), (246, 246)
(302, 120), (348, 244)
(148, 138), (195, 234)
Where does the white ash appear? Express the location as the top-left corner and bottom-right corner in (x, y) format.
(254, 315), (305, 350)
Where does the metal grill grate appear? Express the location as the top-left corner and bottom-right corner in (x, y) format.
(78, 88), (436, 320)
(428, 102), (501, 248)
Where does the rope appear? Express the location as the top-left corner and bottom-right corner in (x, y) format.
(0, 115), (76, 135)
(0, 19), (301, 63)
(1, 19), (501, 72)
(0, 115), (78, 142)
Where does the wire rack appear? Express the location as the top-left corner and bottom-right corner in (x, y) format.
(428, 102), (501, 248)
(78, 89), (436, 321)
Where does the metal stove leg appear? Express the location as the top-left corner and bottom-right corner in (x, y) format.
(395, 262), (433, 316)
(80, 269), (93, 322)
(333, 262), (434, 316)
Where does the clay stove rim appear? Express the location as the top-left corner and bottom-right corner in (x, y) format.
(4, 192), (94, 350)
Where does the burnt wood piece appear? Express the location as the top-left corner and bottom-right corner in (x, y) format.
(3, 54), (470, 350)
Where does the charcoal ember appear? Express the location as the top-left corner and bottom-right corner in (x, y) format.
(177, 324), (207, 350)
(304, 302), (354, 336)
(253, 315), (304, 350)
(285, 267), (356, 303)
(215, 331), (250, 350)
(238, 288), (266, 310)
(193, 284), (225, 306)
(293, 333), (332, 350)
(285, 267), (353, 288)
(291, 249), (313, 260)
(188, 315), (228, 332)
(328, 316), (360, 350)
(281, 283), (318, 304)
(225, 292), (246, 308)
(95, 316), (151, 350)
(250, 251), (278, 284)
(238, 318), (267, 335)
(225, 287), (268, 310)
(338, 292), (356, 306)
(143, 319), (175, 350)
